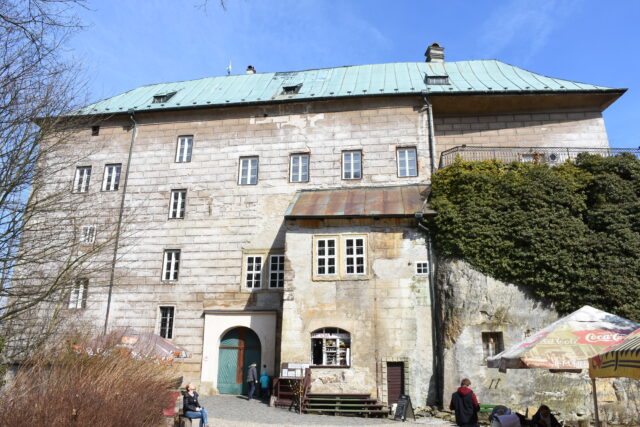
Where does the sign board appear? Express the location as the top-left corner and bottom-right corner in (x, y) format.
(280, 362), (310, 377)
(393, 395), (415, 421)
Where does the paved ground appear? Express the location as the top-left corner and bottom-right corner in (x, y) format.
(199, 395), (455, 427)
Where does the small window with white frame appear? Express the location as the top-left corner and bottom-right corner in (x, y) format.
(342, 150), (362, 180)
(290, 153), (309, 183)
(316, 237), (337, 277)
(175, 136), (193, 163)
(416, 261), (429, 275)
(239, 156), (259, 185)
(169, 189), (187, 219)
(68, 278), (88, 309)
(102, 163), (122, 191)
(73, 166), (91, 193)
(344, 237), (366, 275)
(269, 254), (285, 288)
(158, 306), (175, 339)
(162, 249), (180, 281)
(397, 147), (417, 177)
(80, 225), (96, 244)
(245, 255), (263, 289)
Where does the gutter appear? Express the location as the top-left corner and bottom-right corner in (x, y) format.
(422, 94), (438, 175)
(103, 110), (138, 334)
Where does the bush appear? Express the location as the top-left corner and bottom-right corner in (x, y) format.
(0, 331), (178, 426)
(429, 153), (640, 320)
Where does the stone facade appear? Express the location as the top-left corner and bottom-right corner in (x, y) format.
(16, 80), (616, 407)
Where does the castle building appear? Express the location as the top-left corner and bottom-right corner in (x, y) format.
(36, 43), (624, 405)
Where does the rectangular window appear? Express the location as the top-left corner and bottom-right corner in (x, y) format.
(397, 147), (417, 177)
(239, 157), (259, 185)
(290, 154), (309, 183)
(91, 125), (100, 136)
(342, 151), (362, 180)
(175, 136), (193, 163)
(245, 255), (263, 289)
(344, 237), (366, 275)
(68, 278), (88, 309)
(162, 250), (180, 281)
(482, 332), (505, 360)
(169, 189), (187, 219)
(416, 261), (429, 275)
(269, 255), (285, 288)
(81, 225), (96, 244)
(73, 166), (91, 193)
(159, 306), (175, 339)
(316, 238), (337, 276)
(102, 163), (122, 191)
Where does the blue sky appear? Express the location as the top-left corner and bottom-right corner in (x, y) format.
(69, 0), (639, 148)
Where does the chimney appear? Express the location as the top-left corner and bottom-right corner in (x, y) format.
(425, 43), (445, 63)
(246, 65), (256, 74)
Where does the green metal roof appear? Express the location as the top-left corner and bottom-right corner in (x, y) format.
(80, 60), (622, 115)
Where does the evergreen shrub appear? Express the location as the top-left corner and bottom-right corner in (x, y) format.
(429, 153), (640, 320)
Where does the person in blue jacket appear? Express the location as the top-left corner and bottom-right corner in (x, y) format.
(259, 364), (270, 400)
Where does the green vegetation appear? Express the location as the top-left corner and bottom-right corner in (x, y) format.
(428, 153), (640, 320)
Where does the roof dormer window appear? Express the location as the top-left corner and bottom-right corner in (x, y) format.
(282, 84), (302, 95)
(427, 76), (449, 85)
(152, 91), (176, 103)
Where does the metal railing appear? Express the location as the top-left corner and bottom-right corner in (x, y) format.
(439, 146), (640, 169)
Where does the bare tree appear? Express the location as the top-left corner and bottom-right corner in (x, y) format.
(0, 1), (121, 358)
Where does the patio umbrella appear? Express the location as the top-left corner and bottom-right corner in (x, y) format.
(487, 306), (639, 427)
(77, 328), (192, 360)
(589, 328), (640, 379)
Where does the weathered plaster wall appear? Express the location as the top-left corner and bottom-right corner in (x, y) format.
(434, 110), (609, 156)
(281, 218), (435, 404)
(438, 259), (638, 422)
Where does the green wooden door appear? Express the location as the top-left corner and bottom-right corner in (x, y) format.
(217, 327), (261, 395)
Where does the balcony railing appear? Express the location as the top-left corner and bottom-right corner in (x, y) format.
(439, 146), (640, 169)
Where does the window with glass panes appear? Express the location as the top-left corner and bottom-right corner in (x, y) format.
(269, 255), (285, 288)
(73, 166), (91, 193)
(316, 238), (337, 276)
(239, 157), (259, 185)
(290, 154), (309, 183)
(102, 164), (121, 191)
(344, 237), (366, 275)
(311, 328), (351, 366)
(169, 189), (186, 219)
(81, 225), (96, 244)
(68, 278), (88, 309)
(245, 255), (263, 288)
(162, 250), (180, 281)
(175, 136), (193, 163)
(416, 261), (429, 275)
(397, 147), (417, 177)
(342, 151), (362, 179)
(159, 306), (175, 339)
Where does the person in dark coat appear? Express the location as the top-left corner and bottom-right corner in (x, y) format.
(449, 378), (480, 427)
(183, 383), (209, 427)
(531, 405), (561, 427)
(246, 362), (259, 400)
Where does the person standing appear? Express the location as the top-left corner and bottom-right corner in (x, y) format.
(246, 362), (258, 400)
(182, 383), (209, 427)
(259, 365), (270, 400)
(449, 378), (480, 427)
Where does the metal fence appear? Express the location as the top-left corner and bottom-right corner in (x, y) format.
(438, 146), (640, 169)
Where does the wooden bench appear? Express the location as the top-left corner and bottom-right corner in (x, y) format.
(480, 404), (497, 414)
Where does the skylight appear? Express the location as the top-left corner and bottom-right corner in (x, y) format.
(427, 76), (449, 85)
(152, 91), (177, 103)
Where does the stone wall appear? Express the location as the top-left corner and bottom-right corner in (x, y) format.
(437, 258), (639, 423)
(281, 218), (435, 405)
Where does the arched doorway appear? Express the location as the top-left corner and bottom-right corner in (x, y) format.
(217, 327), (261, 394)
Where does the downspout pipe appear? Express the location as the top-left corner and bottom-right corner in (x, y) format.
(103, 110), (138, 335)
(422, 94), (437, 175)
(415, 212), (443, 406)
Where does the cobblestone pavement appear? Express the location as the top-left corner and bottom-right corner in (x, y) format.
(199, 395), (455, 427)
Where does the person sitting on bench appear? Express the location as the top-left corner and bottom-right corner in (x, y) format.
(183, 383), (209, 427)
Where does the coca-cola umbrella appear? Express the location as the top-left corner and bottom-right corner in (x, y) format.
(487, 305), (639, 426)
(76, 328), (192, 361)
